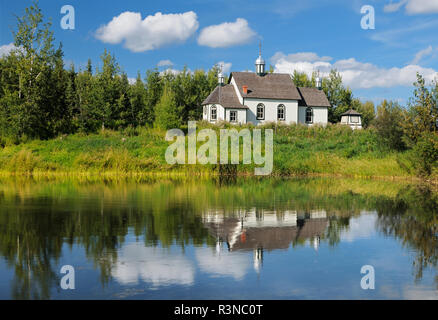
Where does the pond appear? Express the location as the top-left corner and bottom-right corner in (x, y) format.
(0, 177), (437, 299)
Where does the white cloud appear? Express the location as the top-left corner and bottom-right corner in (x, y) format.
(384, 0), (438, 14)
(271, 52), (332, 63)
(384, 0), (408, 13)
(216, 61), (232, 74)
(157, 59), (173, 67)
(159, 67), (193, 76)
(112, 243), (195, 286)
(410, 45), (433, 64)
(95, 11), (199, 52)
(370, 20), (438, 45)
(198, 18), (257, 48)
(195, 247), (251, 280)
(340, 212), (377, 242)
(272, 50), (438, 89)
(0, 43), (18, 57)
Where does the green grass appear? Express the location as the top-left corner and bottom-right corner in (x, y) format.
(0, 123), (423, 179)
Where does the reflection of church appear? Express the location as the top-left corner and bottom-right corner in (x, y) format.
(203, 209), (328, 273)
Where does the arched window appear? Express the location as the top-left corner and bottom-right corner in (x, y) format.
(257, 103), (265, 120)
(305, 107), (313, 124)
(211, 105), (217, 121)
(277, 104), (285, 121)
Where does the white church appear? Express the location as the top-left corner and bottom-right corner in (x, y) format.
(202, 51), (330, 125)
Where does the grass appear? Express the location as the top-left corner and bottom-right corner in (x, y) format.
(0, 122), (427, 180)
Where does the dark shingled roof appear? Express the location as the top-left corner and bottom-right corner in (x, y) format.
(201, 84), (248, 109)
(297, 87), (331, 107)
(203, 216), (328, 252)
(230, 72), (302, 100)
(341, 109), (362, 116)
(231, 218), (328, 251)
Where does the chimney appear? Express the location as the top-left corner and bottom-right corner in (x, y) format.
(243, 85), (248, 94)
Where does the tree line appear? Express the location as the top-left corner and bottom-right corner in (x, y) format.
(0, 3), (219, 141)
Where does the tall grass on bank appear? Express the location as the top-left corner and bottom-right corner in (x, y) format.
(0, 123), (424, 179)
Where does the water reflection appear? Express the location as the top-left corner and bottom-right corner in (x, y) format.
(203, 209), (328, 273)
(113, 244), (195, 287)
(0, 177), (436, 299)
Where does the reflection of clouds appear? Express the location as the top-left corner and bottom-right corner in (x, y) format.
(403, 285), (438, 300)
(340, 212), (377, 242)
(195, 247), (251, 280)
(112, 243), (194, 287)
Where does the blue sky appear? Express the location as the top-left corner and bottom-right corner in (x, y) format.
(1, 0), (438, 105)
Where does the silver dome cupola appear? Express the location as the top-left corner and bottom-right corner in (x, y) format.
(255, 41), (265, 76)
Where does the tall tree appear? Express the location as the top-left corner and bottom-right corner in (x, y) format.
(154, 84), (181, 130)
(0, 1), (63, 139)
(372, 100), (405, 150)
(403, 73), (438, 146)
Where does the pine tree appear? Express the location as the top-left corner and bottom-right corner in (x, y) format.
(154, 85), (181, 130)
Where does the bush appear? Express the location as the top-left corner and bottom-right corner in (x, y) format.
(372, 100), (406, 151)
(411, 132), (438, 176)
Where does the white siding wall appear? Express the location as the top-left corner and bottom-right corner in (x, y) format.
(298, 106), (328, 125)
(244, 98), (299, 125)
(203, 104), (225, 122)
(225, 108), (247, 124)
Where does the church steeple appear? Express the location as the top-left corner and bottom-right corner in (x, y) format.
(255, 41), (265, 76)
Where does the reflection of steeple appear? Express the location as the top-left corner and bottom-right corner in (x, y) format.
(253, 247), (263, 274)
(313, 235), (321, 251)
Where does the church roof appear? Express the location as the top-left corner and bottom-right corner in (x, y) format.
(230, 72), (302, 100)
(297, 87), (331, 107)
(341, 109), (362, 116)
(202, 72), (332, 108)
(204, 217), (328, 252)
(201, 84), (248, 109)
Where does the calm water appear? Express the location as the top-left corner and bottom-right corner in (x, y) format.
(0, 177), (437, 300)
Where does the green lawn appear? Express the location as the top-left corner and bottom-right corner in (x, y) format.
(0, 122), (419, 180)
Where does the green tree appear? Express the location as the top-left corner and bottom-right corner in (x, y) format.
(403, 73), (438, 146)
(411, 132), (438, 176)
(129, 72), (147, 126)
(0, 1), (65, 140)
(144, 68), (163, 125)
(372, 100), (406, 151)
(322, 70), (352, 123)
(154, 84), (182, 130)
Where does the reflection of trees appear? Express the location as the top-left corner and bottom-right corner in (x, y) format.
(0, 178), (437, 298)
(375, 185), (438, 285)
(0, 181), (214, 299)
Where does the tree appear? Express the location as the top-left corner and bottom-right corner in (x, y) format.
(291, 70), (313, 87)
(322, 70), (352, 123)
(372, 100), (405, 151)
(0, 1), (64, 140)
(144, 68), (163, 125)
(403, 73), (438, 146)
(412, 132), (438, 176)
(129, 72), (147, 126)
(356, 100), (375, 128)
(154, 84), (182, 130)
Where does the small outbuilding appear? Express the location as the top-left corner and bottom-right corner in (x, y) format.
(340, 109), (362, 130)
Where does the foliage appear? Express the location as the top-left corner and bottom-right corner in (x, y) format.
(154, 84), (182, 129)
(403, 73), (438, 146)
(372, 100), (406, 151)
(411, 132), (438, 176)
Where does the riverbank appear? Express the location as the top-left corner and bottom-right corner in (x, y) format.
(0, 123), (433, 181)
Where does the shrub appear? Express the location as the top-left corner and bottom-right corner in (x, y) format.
(411, 132), (438, 176)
